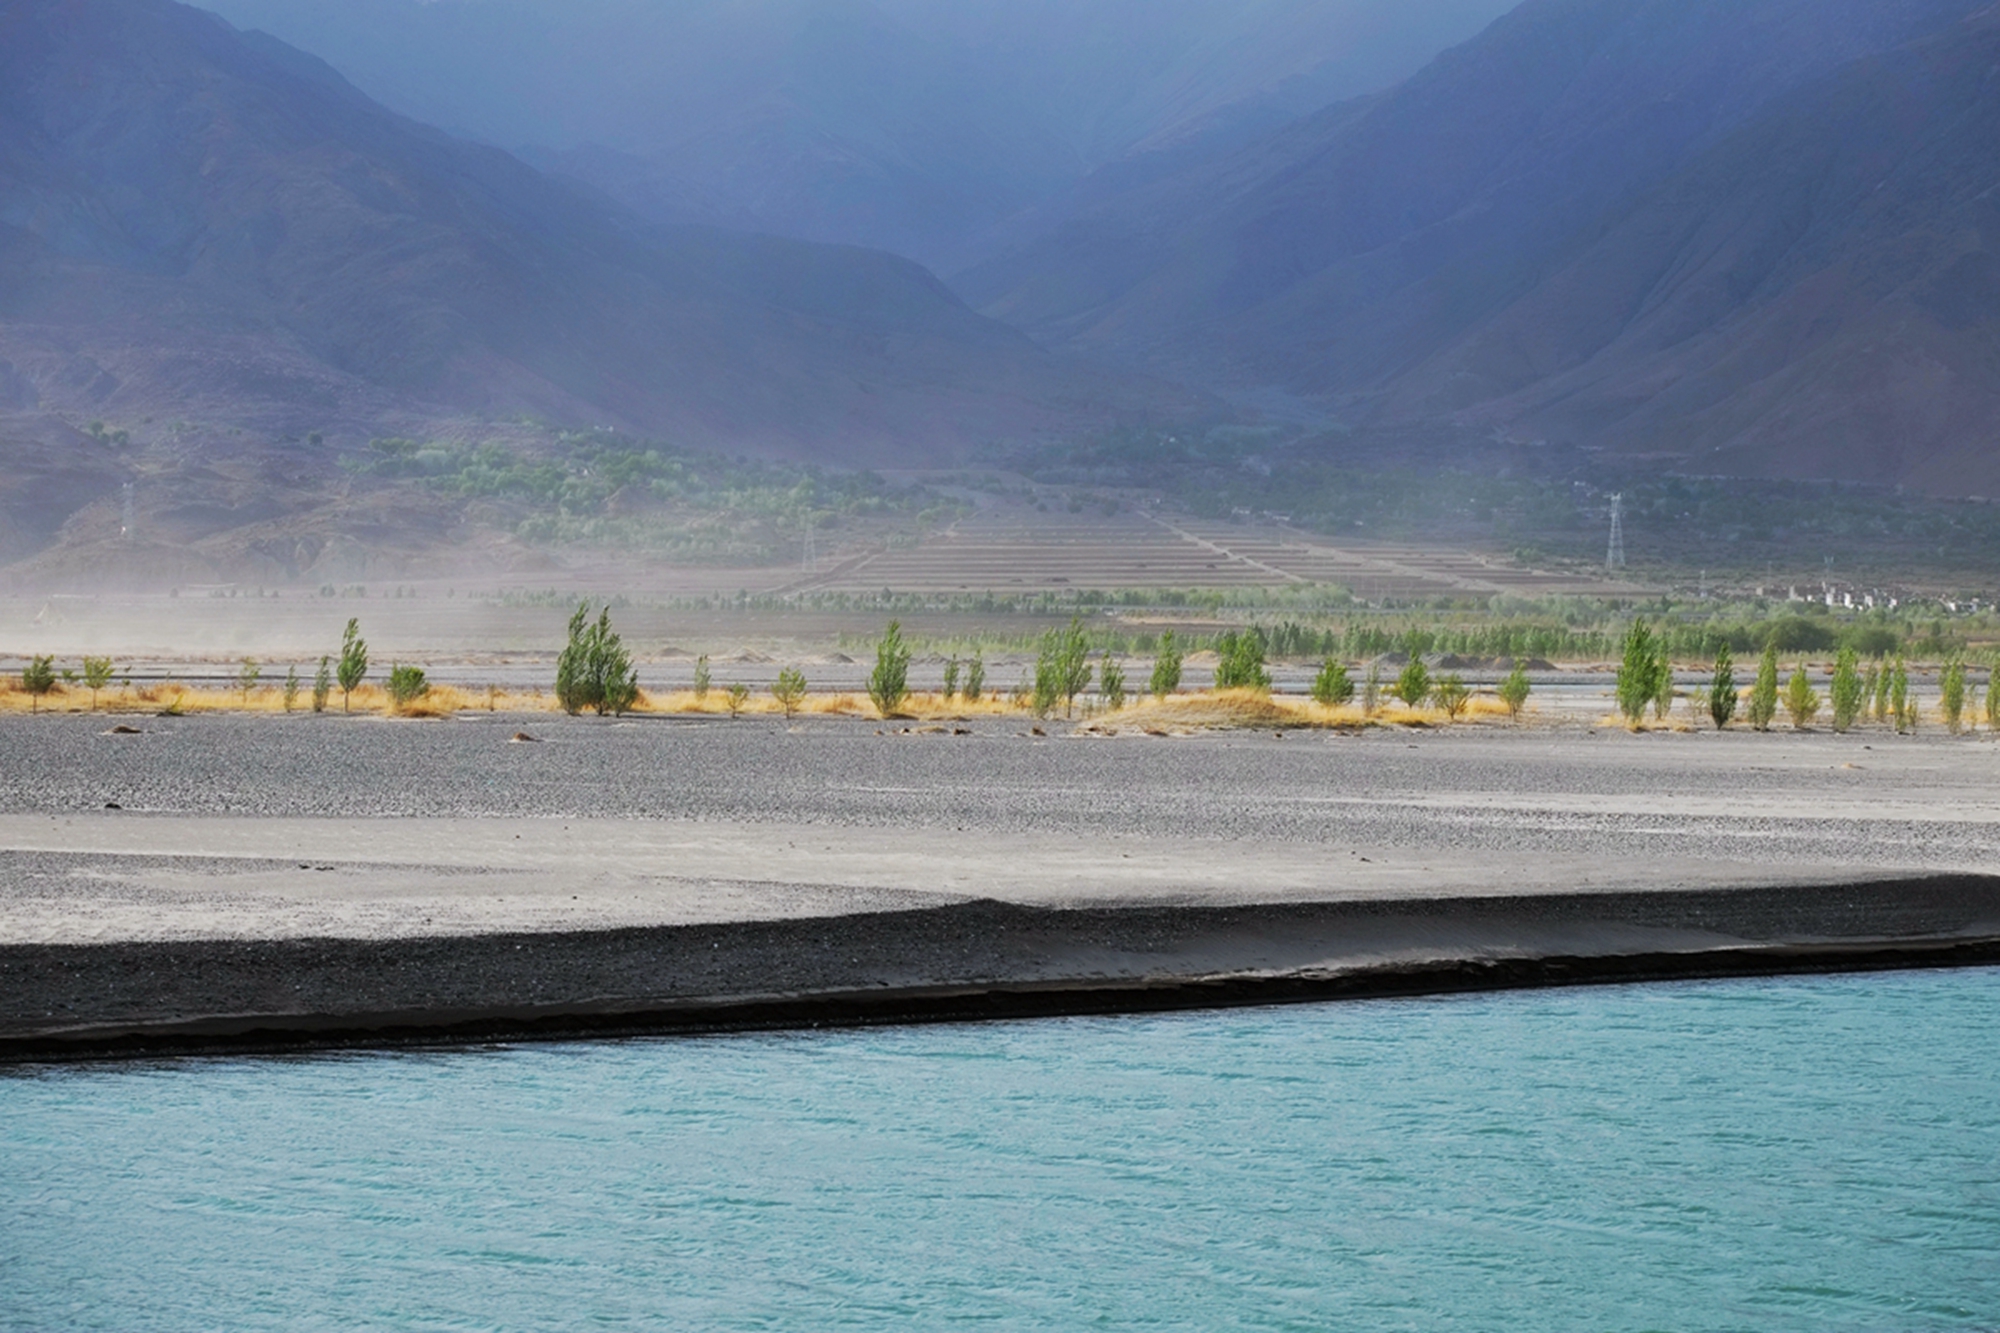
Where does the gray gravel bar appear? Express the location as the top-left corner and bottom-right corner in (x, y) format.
(3, 712), (1999, 1057)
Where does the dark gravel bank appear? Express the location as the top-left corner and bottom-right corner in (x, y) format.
(8, 877), (2000, 1061)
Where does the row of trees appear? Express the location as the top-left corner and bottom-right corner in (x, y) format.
(845, 618), (1535, 723)
(1616, 623), (1992, 732)
(11, 621), (387, 714)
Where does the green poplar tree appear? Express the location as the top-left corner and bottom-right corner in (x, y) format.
(868, 620), (911, 716)
(1035, 617), (1092, 718)
(82, 656), (115, 711)
(555, 603), (640, 716)
(1214, 629), (1271, 691)
(1616, 622), (1662, 724)
(1829, 648), (1864, 733)
(1393, 658), (1430, 709)
(1707, 646), (1736, 730)
(21, 655), (55, 712)
(1747, 644), (1780, 732)
(1148, 631), (1183, 699)
(772, 666), (807, 719)
(1783, 666), (1820, 730)
(1099, 651), (1126, 710)
(1940, 660), (1968, 733)
(337, 618), (368, 712)
(1498, 663), (1532, 721)
(1310, 657), (1354, 707)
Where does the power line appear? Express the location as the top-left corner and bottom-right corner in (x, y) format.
(1606, 493), (1625, 570)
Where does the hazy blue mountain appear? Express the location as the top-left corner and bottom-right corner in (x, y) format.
(960, 0), (2000, 489)
(188, 0), (1518, 270)
(0, 0), (1197, 473)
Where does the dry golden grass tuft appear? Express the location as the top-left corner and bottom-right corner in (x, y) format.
(0, 677), (568, 718)
(637, 688), (1031, 721)
(1597, 711), (1695, 733)
(0, 674), (1529, 728)
(1090, 689), (1370, 732)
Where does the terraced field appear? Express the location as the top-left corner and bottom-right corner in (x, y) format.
(791, 510), (1644, 599)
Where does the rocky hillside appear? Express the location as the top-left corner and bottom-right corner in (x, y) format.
(961, 0), (2000, 490)
(0, 0), (1191, 467)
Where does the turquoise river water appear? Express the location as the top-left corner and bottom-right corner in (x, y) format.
(4, 969), (1998, 1330)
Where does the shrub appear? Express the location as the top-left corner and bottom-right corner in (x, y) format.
(337, 618), (368, 712)
(964, 649), (985, 703)
(1829, 648), (1864, 733)
(21, 655), (55, 712)
(282, 666), (300, 712)
(869, 620), (911, 716)
(1149, 631), (1183, 698)
(693, 654), (711, 701)
(388, 664), (430, 707)
(726, 682), (751, 718)
(1430, 673), (1470, 720)
(1213, 630), (1271, 692)
(1940, 660), (1968, 733)
(772, 666), (807, 719)
(1762, 615), (1838, 653)
(1035, 617), (1092, 718)
(1748, 644), (1779, 731)
(312, 656), (332, 713)
(1873, 662), (1892, 722)
(942, 657), (960, 702)
(1100, 652), (1126, 711)
(555, 603), (640, 716)
(1707, 647), (1736, 730)
(238, 657), (262, 702)
(1839, 625), (1900, 658)
(1392, 658), (1430, 708)
(1616, 622), (1663, 724)
(1784, 666), (1820, 730)
(82, 656), (114, 711)
(1310, 657), (1354, 707)
(1363, 661), (1383, 713)
(1498, 663), (1531, 720)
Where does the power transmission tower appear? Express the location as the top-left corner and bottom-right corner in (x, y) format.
(1606, 493), (1625, 570)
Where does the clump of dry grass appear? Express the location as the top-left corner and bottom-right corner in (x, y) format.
(1598, 713), (1696, 733)
(0, 677), (567, 717)
(1087, 688), (1370, 732)
(637, 688), (1030, 721)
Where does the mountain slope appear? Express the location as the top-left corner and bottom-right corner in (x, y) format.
(1385, 13), (2000, 490)
(960, 0), (1999, 488)
(190, 0), (1518, 271)
(0, 0), (1191, 469)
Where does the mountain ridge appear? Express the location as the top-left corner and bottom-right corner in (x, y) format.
(0, 0), (1196, 465)
(959, 0), (2000, 490)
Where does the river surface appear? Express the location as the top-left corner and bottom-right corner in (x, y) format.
(5, 970), (1998, 1331)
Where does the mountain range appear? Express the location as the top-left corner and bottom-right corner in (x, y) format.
(962, 0), (2000, 490)
(3, 0), (1999, 581)
(189, 0), (1517, 272)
